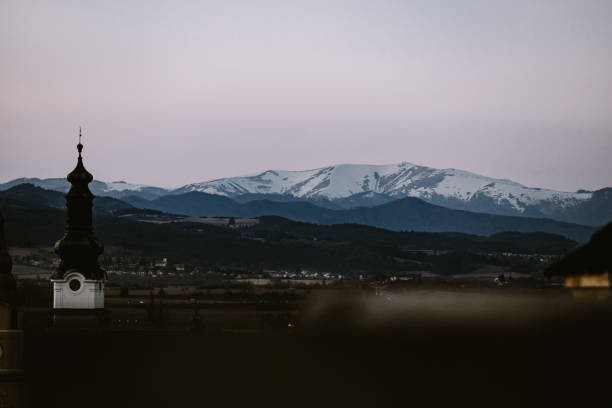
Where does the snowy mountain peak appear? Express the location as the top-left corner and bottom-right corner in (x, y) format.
(174, 162), (593, 214)
(103, 181), (149, 192)
(0, 178), (169, 200)
(2, 161), (608, 225)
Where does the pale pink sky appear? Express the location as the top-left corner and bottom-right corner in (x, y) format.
(1, 0), (611, 191)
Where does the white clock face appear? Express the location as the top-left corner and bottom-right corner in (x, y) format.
(69, 279), (81, 292)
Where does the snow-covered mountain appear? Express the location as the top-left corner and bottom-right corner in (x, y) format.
(0, 178), (169, 200)
(2, 162), (610, 226)
(172, 163), (595, 219)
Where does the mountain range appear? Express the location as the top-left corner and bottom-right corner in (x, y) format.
(0, 183), (585, 279)
(2, 162), (610, 227)
(0, 184), (596, 242)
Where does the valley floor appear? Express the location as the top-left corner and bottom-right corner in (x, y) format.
(13, 286), (612, 407)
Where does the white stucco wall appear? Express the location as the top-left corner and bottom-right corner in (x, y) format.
(52, 272), (104, 309)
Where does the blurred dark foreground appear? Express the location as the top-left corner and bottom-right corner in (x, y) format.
(19, 289), (612, 407)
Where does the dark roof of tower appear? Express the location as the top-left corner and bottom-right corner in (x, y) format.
(52, 129), (104, 280)
(67, 128), (93, 187)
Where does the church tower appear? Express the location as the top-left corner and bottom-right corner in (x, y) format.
(51, 129), (105, 309)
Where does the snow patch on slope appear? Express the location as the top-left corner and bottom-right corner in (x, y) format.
(102, 181), (149, 192)
(176, 162), (592, 213)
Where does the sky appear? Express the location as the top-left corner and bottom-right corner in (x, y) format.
(1, 0), (611, 191)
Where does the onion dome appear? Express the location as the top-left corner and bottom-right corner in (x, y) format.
(52, 129), (104, 280)
(67, 140), (93, 186)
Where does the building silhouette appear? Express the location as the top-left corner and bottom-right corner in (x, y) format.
(51, 130), (105, 309)
(0, 211), (25, 407)
(0, 211), (17, 323)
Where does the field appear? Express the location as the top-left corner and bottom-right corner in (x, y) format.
(18, 285), (612, 407)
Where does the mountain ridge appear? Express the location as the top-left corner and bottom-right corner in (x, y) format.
(2, 161), (610, 226)
(175, 162), (593, 213)
(119, 190), (596, 242)
(0, 184), (595, 244)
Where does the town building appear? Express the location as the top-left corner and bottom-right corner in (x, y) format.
(547, 222), (612, 288)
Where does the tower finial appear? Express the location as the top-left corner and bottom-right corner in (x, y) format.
(77, 127), (83, 157)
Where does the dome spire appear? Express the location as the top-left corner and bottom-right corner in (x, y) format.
(78, 126), (83, 157)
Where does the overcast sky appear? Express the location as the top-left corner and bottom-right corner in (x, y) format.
(1, 0), (611, 191)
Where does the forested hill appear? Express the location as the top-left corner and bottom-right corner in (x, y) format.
(1, 183), (583, 276)
(123, 191), (595, 242)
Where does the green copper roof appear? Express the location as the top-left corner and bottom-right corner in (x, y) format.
(52, 132), (105, 280)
